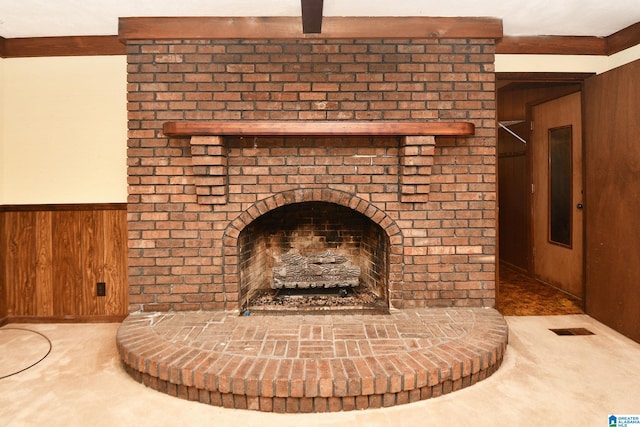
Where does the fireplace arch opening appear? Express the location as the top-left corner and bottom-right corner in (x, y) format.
(238, 201), (389, 314)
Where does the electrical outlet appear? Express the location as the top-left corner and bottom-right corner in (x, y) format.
(96, 282), (106, 297)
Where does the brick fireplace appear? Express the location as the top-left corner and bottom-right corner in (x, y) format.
(118, 17), (506, 413)
(125, 36), (497, 313)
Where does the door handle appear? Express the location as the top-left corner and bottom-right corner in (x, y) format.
(577, 203), (583, 209)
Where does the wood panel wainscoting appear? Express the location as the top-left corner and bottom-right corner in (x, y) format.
(584, 59), (640, 344)
(0, 204), (128, 325)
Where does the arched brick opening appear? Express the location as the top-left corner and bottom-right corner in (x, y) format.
(222, 189), (402, 312)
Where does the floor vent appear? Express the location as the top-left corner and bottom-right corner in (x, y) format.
(549, 327), (594, 336)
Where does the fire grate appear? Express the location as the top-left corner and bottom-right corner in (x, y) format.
(272, 250), (360, 290)
(549, 327), (595, 336)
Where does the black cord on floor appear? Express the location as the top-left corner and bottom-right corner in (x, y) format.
(0, 327), (53, 380)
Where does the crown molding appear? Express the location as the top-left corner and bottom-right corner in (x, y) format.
(496, 72), (595, 82)
(0, 203), (127, 212)
(0, 35), (125, 58)
(496, 36), (606, 55)
(1, 19), (638, 58)
(606, 21), (640, 55)
(497, 21), (640, 55)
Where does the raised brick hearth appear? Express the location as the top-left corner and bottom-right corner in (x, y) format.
(117, 308), (508, 413)
(120, 28), (502, 412)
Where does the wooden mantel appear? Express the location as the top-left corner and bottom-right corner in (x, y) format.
(162, 121), (475, 137)
(164, 121), (474, 206)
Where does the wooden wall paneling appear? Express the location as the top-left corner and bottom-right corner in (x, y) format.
(498, 83), (583, 121)
(0, 213), (5, 321)
(0, 213), (21, 316)
(584, 60), (640, 343)
(497, 87), (532, 272)
(35, 211), (54, 316)
(102, 209), (128, 316)
(1, 204), (128, 322)
(498, 154), (529, 268)
(1, 211), (53, 317)
(80, 210), (104, 316)
(3, 211), (38, 316)
(52, 210), (84, 316)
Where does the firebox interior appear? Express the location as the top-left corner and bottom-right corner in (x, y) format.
(238, 201), (389, 313)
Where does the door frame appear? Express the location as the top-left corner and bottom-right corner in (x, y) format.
(496, 72), (593, 306)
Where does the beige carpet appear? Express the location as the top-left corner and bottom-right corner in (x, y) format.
(2, 315), (640, 426)
(0, 328), (51, 379)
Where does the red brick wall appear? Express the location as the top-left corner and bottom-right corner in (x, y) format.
(126, 38), (497, 312)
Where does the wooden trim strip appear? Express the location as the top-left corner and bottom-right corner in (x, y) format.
(0, 203), (127, 212)
(163, 121), (475, 137)
(606, 22), (640, 55)
(0, 36), (6, 58)
(4, 315), (128, 324)
(1, 36), (125, 58)
(119, 16), (503, 41)
(496, 72), (595, 82)
(496, 36), (606, 55)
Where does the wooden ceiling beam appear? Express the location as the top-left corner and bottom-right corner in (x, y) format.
(301, 0), (323, 34)
(119, 16), (503, 41)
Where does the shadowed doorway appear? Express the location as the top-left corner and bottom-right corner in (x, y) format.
(496, 73), (591, 316)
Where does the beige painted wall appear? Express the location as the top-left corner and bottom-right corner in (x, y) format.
(495, 44), (640, 74)
(0, 47), (639, 205)
(606, 44), (640, 71)
(496, 54), (607, 74)
(0, 56), (127, 204)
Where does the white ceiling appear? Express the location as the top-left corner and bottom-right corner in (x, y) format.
(1, 0), (639, 39)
